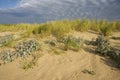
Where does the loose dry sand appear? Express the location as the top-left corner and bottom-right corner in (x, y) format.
(0, 31), (120, 80)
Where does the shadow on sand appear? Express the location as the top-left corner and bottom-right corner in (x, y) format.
(84, 40), (120, 70)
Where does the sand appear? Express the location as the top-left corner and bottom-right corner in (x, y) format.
(0, 31), (120, 80)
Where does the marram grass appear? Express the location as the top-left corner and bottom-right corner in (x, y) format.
(0, 19), (120, 38)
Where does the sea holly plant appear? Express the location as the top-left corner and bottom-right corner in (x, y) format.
(95, 35), (120, 67)
(0, 39), (40, 65)
(95, 35), (111, 56)
(108, 48), (120, 66)
(0, 50), (17, 64)
(15, 39), (40, 57)
(0, 35), (13, 47)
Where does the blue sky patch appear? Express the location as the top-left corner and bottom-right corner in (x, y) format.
(0, 0), (19, 8)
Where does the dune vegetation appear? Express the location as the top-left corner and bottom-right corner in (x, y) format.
(0, 19), (120, 34)
(0, 19), (120, 70)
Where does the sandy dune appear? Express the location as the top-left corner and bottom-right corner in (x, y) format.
(0, 50), (120, 80)
(0, 31), (120, 80)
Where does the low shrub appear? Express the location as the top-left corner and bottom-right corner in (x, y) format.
(15, 39), (40, 57)
(95, 35), (111, 56)
(0, 39), (40, 65)
(0, 50), (17, 64)
(60, 35), (84, 51)
(108, 48), (120, 66)
(0, 35), (13, 47)
(95, 35), (120, 66)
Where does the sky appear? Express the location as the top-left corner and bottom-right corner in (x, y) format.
(0, 0), (120, 23)
(0, 0), (19, 8)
